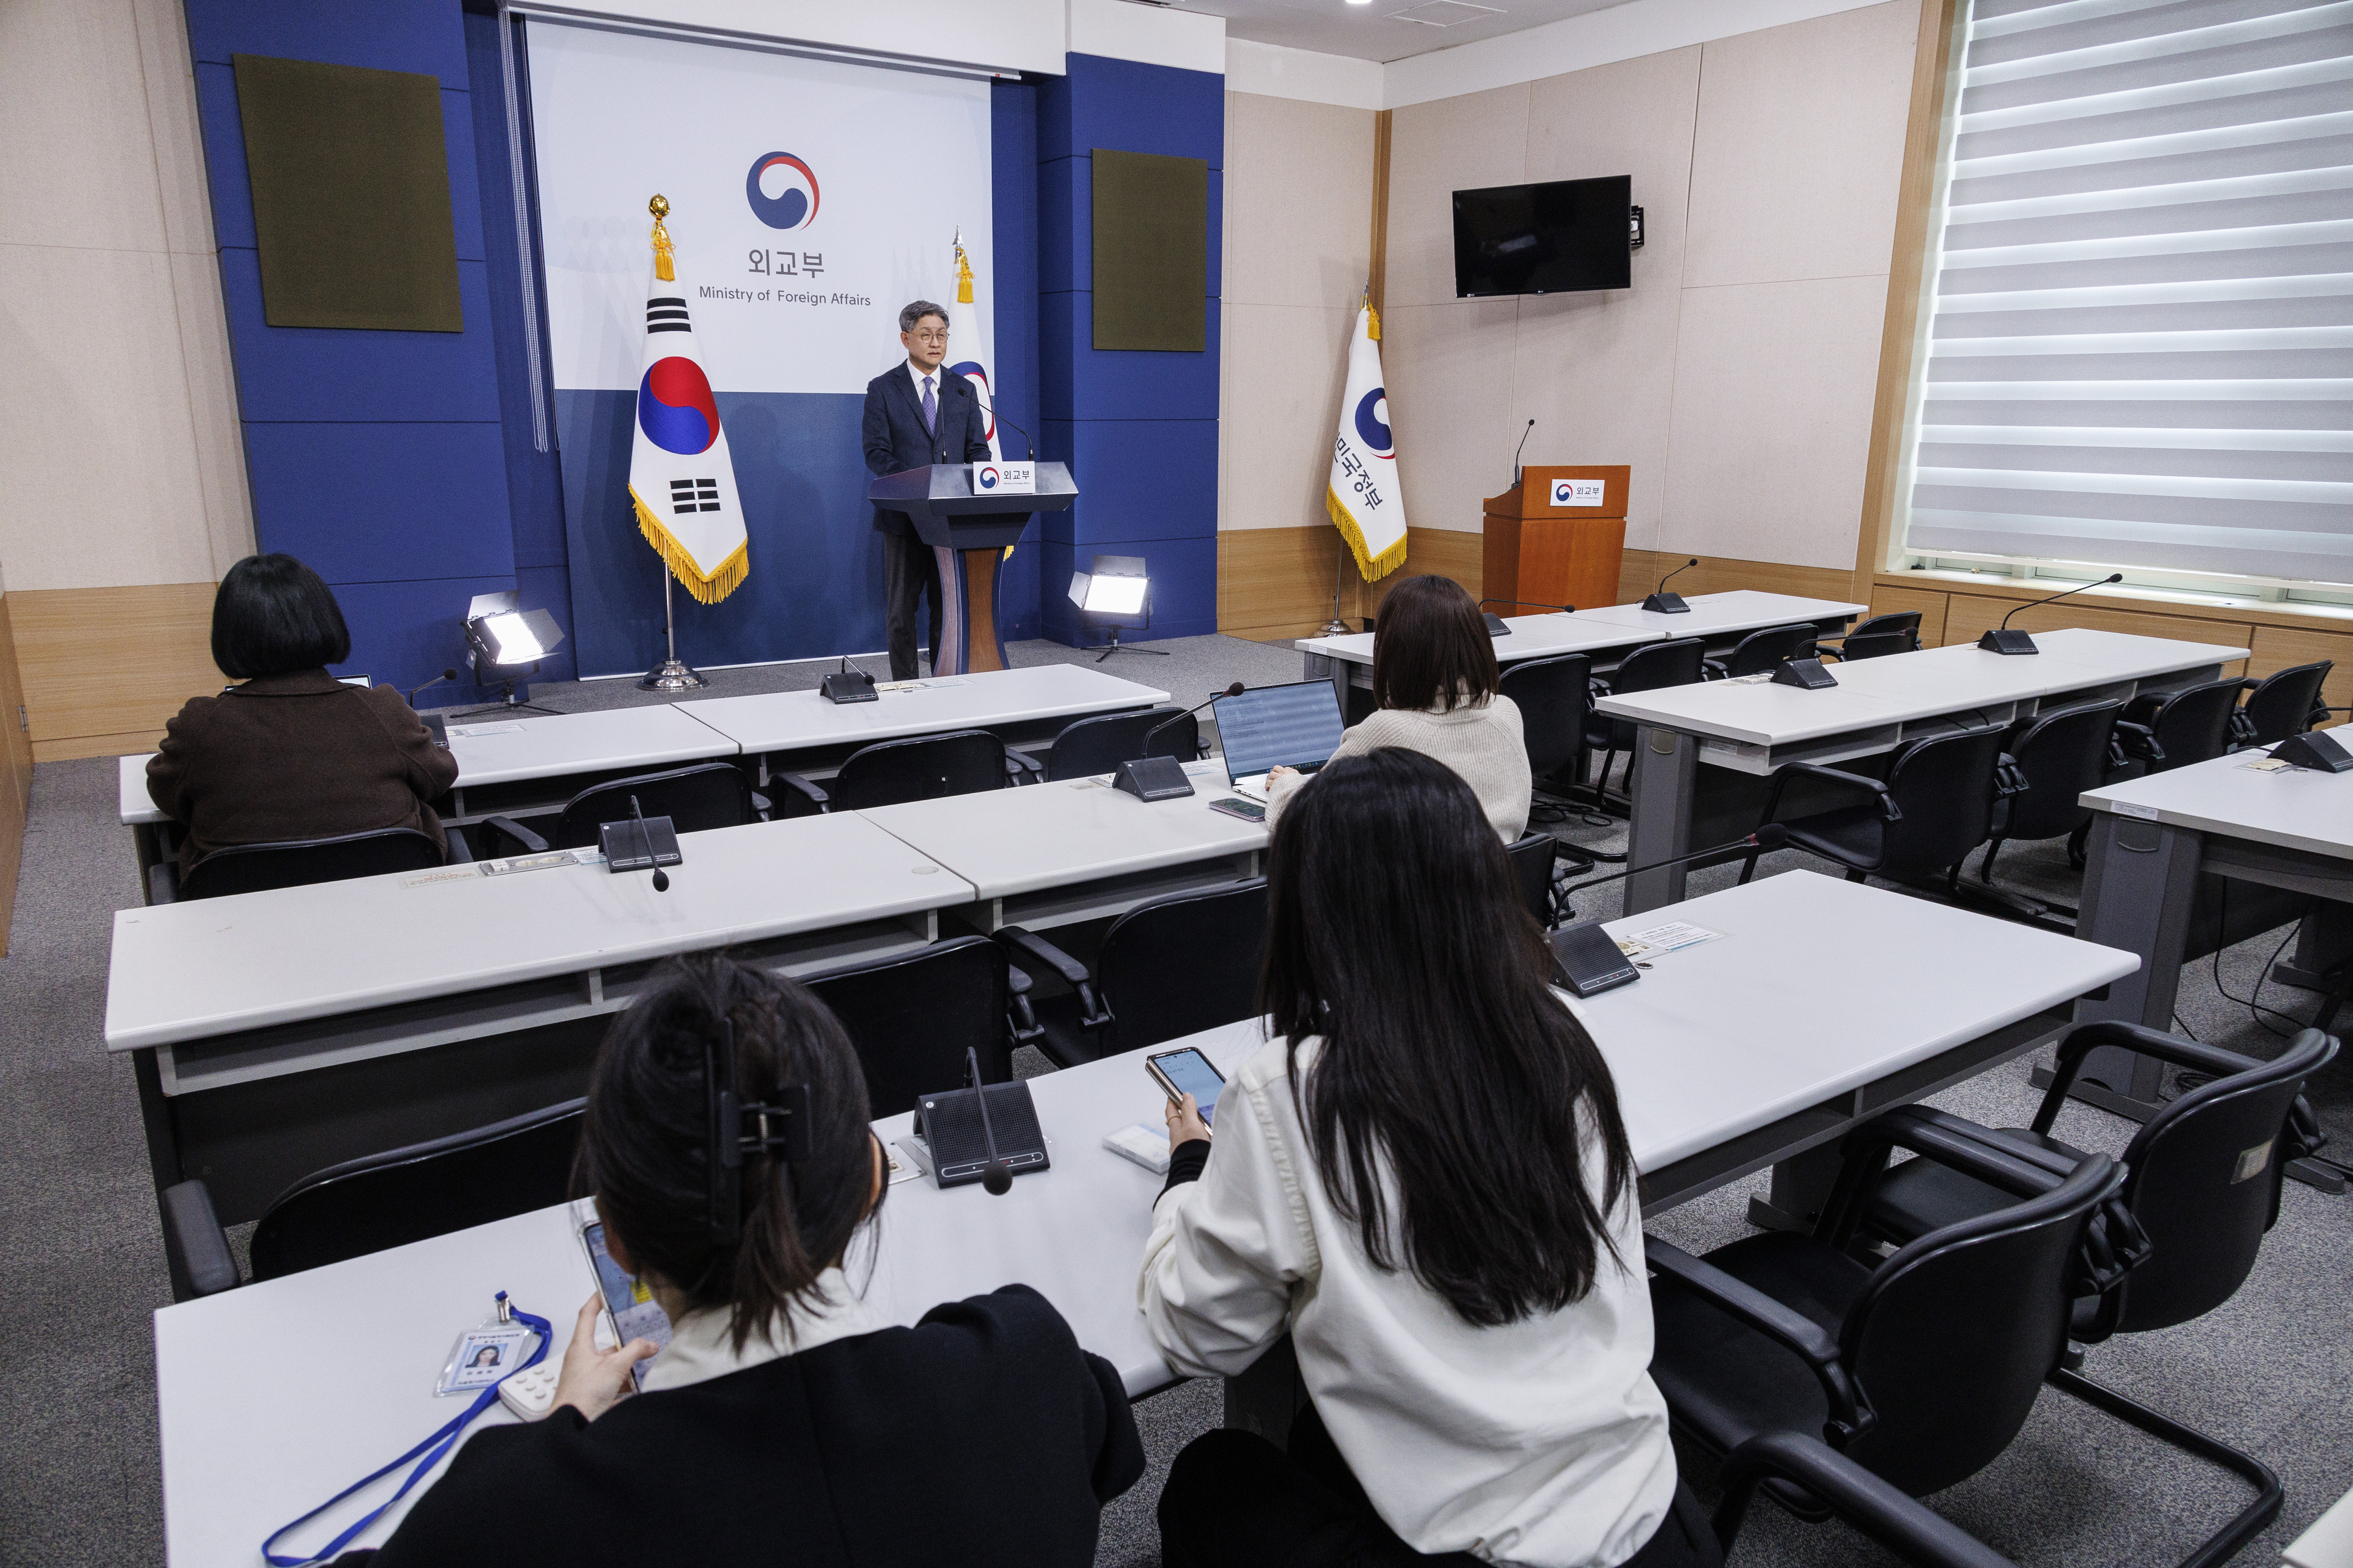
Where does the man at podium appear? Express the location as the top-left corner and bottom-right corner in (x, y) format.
(862, 299), (992, 679)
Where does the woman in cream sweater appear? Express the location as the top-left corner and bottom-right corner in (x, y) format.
(1266, 573), (1532, 842)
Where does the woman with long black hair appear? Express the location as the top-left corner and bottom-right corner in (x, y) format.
(1141, 749), (1714, 1567)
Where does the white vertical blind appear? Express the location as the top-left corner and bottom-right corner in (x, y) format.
(1904, 0), (2353, 584)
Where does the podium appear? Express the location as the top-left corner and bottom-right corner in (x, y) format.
(869, 462), (1076, 675)
(1481, 465), (1629, 618)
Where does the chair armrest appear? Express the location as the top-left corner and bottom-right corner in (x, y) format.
(1644, 1237), (1873, 1446)
(1715, 1432), (2018, 1568)
(2112, 719), (2164, 766)
(478, 816), (549, 856)
(993, 926), (1109, 1027)
(1701, 658), (1729, 680)
(1761, 761), (1903, 827)
(770, 772), (830, 816)
(1995, 752), (2029, 798)
(749, 789), (771, 818)
(2031, 1022), (2259, 1135)
(160, 1180), (239, 1300)
(442, 830), (474, 865)
(1005, 965), (1044, 1046)
(148, 861), (180, 906)
(1005, 747), (1045, 783)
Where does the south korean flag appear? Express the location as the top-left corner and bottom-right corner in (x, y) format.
(627, 242), (749, 603)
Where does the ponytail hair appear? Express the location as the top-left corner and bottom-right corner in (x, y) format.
(576, 953), (878, 1354)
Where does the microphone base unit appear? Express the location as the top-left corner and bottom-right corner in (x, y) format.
(819, 668), (879, 703)
(598, 814), (682, 872)
(1978, 628), (2040, 656)
(1771, 657), (1838, 689)
(2274, 729), (2353, 773)
(914, 1082), (1050, 1189)
(1552, 919), (1641, 997)
(1640, 592), (1691, 614)
(1115, 755), (1196, 802)
(1482, 612), (1513, 637)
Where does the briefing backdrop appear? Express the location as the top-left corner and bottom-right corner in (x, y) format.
(525, 21), (996, 675)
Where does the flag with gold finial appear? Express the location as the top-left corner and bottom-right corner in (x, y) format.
(626, 196), (749, 603)
(1326, 302), (1407, 581)
(944, 227), (1018, 560)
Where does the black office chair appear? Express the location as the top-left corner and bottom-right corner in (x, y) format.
(1971, 697), (2126, 920)
(1859, 1023), (2335, 1568)
(158, 824), (462, 905)
(478, 761), (762, 855)
(1647, 1113), (2139, 1547)
(1816, 611), (1922, 662)
(1499, 653), (1595, 863)
(2237, 660), (2331, 748)
(1504, 832), (1557, 929)
(1705, 623), (1821, 679)
(1740, 726), (2022, 898)
(1583, 637), (1708, 809)
(775, 729), (1012, 813)
(996, 879), (1268, 1067)
(2117, 677), (2251, 776)
(1016, 706), (1204, 782)
(804, 937), (1020, 1118)
(158, 1099), (585, 1300)
(1710, 1431), (2020, 1567)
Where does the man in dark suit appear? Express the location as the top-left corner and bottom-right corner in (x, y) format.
(862, 299), (992, 679)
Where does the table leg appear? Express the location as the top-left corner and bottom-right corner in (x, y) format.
(1623, 726), (1695, 915)
(2065, 811), (2203, 1110)
(1746, 1139), (1849, 1234)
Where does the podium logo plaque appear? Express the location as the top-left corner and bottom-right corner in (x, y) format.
(1549, 478), (1606, 507)
(973, 461), (1036, 495)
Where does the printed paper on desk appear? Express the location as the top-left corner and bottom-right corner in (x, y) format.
(2239, 757), (2294, 773)
(448, 723), (526, 738)
(1622, 920), (1723, 955)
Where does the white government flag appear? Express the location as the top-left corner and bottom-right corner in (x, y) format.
(948, 228), (1002, 461)
(626, 212), (748, 602)
(1327, 304), (1406, 580)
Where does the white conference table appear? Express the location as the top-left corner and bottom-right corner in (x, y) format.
(106, 813), (976, 1223)
(679, 663), (1168, 776)
(2067, 748), (2353, 1127)
(151, 870), (2134, 1564)
(858, 758), (1266, 932)
(1298, 590), (1866, 715)
(1592, 628), (2251, 914)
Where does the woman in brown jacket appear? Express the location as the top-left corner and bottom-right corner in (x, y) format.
(147, 555), (460, 874)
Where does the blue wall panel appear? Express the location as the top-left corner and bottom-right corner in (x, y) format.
(1035, 158), (1222, 308)
(1038, 292), (1222, 422)
(329, 575), (519, 691)
(1038, 56), (1224, 167)
(1039, 535), (1217, 645)
(990, 78), (1044, 643)
(184, 0), (471, 85)
(215, 249), (502, 423)
(241, 422), (518, 583)
(1041, 419), (1218, 545)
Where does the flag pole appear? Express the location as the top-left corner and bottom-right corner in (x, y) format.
(1319, 279), (1375, 638)
(639, 562), (708, 690)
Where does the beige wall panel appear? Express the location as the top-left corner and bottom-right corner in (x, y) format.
(1616, 549), (1854, 608)
(1381, 298), (1523, 535)
(1221, 303), (1355, 532)
(1374, 527), (1482, 615)
(1682, 1), (1915, 289)
(2248, 624), (2352, 728)
(0, 246), (220, 590)
(169, 249), (259, 573)
(1525, 45), (1700, 278)
(132, 0), (216, 257)
(1860, 583), (1949, 645)
(1661, 274), (1891, 571)
(11, 583), (221, 756)
(1384, 82), (1529, 309)
(0, 576), (23, 953)
(1509, 282), (1684, 552)
(1225, 94), (1375, 309)
(1944, 593), (2251, 673)
(0, 0), (168, 252)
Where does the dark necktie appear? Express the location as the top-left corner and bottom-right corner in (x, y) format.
(921, 374), (937, 435)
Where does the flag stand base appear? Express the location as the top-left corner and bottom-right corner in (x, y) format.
(638, 569), (709, 690)
(1319, 545), (1355, 636)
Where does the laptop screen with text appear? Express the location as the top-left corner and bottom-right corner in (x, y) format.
(1214, 682), (1348, 779)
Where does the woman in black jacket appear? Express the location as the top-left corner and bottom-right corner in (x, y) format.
(346, 954), (1144, 1567)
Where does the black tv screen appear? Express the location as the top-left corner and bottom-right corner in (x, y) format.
(1452, 175), (1632, 298)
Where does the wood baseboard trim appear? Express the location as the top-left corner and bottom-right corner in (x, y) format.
(1618, 550), (1857, 610)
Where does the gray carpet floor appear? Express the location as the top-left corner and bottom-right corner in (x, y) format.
(4, 633), (2345, 1567)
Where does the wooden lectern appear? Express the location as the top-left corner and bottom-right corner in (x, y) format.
(1482, 465), (1629, 617)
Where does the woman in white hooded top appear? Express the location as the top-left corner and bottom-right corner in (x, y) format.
(1139, 748), (1717, 1568)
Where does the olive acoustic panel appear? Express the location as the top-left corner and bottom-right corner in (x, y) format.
(231, 53), (462, 332)
(1091, 147), (1207, 352)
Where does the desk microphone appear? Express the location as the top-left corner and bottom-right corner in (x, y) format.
(1643, 560), (1699, 614)
(630, 793), (669, 892)
(2274, 710), (2353, 773)
(1560, 823), (1789, 895)
(1478, 598), (1574, 634)
(972, 392), (1036, 461)
(1511, 419), (1535, 487)
(1549, 825), (1791, 997)
(1145, 682), (1245, 755)
(408, 668), (458, 705)
(966, 1046), (1011, 1195)
(1978, 574), (2121, 656)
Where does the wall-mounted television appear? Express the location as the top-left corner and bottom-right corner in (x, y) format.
(1452, 174), (1633, 298)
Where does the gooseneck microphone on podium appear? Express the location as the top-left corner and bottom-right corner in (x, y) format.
(1511, 419), (1536, 487)
(1549, 825), (1789, 997)
(408, 668), (459, 706)
(1642, 559), (1699, 614)
(1977, 573), (2122, 655)
(973, 393), (1037, 461)
(1116, 683), (1245, 803)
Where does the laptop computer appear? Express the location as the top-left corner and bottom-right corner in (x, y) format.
(1214, 680), (1348, 802)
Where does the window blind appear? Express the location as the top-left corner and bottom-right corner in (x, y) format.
(1904, 0), (2353, 585)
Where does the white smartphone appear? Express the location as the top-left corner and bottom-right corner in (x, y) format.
(1146, 1047), (1227, 1127)
(578, 1216), (674, 1390)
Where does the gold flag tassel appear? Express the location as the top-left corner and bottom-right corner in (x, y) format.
(955, 241), (975, 305)
(649, 194), (676, 282)
(628, 488), (749, 605)
(1324, 486), (1407, 583)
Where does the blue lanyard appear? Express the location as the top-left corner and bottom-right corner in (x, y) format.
(261, 1293), (553, 1566)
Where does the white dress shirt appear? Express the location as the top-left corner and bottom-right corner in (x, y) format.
(638, 1267), (890, 1393)
(1139, 1032), (1676, 1567)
